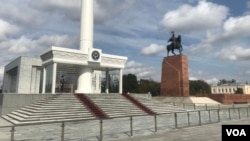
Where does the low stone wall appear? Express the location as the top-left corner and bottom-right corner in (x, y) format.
(0, 93), (53, 115)
(208, 94), (250, 104)
(130, 93), (152, 99)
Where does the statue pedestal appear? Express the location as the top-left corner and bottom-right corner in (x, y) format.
(160, 55), (189, 96)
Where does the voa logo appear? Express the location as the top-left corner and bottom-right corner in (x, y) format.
(226, 129), (246, 136)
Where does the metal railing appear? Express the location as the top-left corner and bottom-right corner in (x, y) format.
(167, 102), (250, 110)
(0, 105), (249, 141)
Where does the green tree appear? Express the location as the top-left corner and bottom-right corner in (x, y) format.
(217, 79), (236, 85)
(189, 80), (211, 95)
(235, 88), (243, 94)
(138, 79), (160, 96)
(123, 74), (138, 93)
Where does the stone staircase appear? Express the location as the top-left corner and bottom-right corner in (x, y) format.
(87, 94), (148, 117)
(1, 94), (186, 125)
(122, 94), (156, 115)
(2, 94), (96, 125)
(132, 95), (187, 113)
(75, 94), (109, 118)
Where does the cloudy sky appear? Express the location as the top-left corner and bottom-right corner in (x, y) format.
(1, 0), (250, 86)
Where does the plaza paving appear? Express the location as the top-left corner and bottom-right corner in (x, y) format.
(0, 109), (250, 141)
(112, 118), (250, 141)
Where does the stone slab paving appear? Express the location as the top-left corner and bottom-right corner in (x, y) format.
(110, 118), (250, 141)
(0, 118), (13, 127)
(0, 108), (249, 141)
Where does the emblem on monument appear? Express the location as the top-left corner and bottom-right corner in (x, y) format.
(91, 50), (100, 60)
(166, 31), (183, 56)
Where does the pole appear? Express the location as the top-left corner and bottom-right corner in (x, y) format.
(130, 116), (133, 136)
(10, 126), (15, 141)
(238, 108), (241, 119)
(228, 109), (231, 120)
(154, 115), (157, 132)
(208, 110), (211, 123)
(174, 113), (178, 128)
(100, 119), (103, 141)
(247, 107), (249, 117)
(80, 0), (93, 52)
(61, 122), (65, 141)
(217, 109), (220, 122)
(198, 111), (201, 125)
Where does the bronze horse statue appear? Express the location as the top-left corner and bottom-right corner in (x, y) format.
(166, 34), (183, 56)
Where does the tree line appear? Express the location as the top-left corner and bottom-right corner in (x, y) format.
(122, 74), (211, 96)
(102, 73), (244, 96)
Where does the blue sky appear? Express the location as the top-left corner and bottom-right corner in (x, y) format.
(1, 0), (250, 86)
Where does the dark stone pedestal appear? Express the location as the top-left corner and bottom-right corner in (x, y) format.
(160, 55), (189, 96)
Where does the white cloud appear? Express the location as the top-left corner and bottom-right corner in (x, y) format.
(189, 76), (198, 80)
(29, 0), (134, 23)
(206, 78), (219, 85)
(29, 0), (80, 21)
(215, 46), (250, 61)
(189, 74), (219, 85)
(244, 70), (250, 75)
(36, 35), (77, 48)
(0, 19), (19, 40)
(0, 2), (45, 26)
(140, 44), (165, 56)
(160, 0), (228, 33)
(247, 1), (250, 8)
(0, 34), (77, 55)
(7, 36), (35, 54)
(189, 75), (218, 85)
(187, 42), (212, 55)
(214, 15), (250, 43)
(187, 14), (250, 56)
(124, 60), (157, 80)
(94, 0), (134, 23)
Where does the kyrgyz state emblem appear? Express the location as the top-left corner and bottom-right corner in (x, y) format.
(91, 50), (100, 60)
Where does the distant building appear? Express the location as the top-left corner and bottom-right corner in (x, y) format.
(211, 83), (250, 94)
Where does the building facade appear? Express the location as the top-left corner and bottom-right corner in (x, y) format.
(2, 56), (42, 93)
(2, 55), (123, 94)
(211, 83), (250, 94)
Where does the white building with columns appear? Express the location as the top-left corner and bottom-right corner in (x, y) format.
(211, 83), (250, 94)
(2, 53), (126, 94)
(2, 0), (128, 94)
(40, 46), (127, 94)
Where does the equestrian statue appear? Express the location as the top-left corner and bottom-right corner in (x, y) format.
(166, 31), (183, 56)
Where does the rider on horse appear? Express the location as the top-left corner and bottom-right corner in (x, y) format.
(166, 31), (183, 56)
(169, 31), (177, 48)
